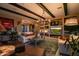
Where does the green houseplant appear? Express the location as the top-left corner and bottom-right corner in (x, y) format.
(64, 35), (79, 56)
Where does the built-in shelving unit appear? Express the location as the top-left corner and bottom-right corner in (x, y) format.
(38, 16), (79, 40)
(39, 20), (50, 32)
(39, 18), (65, 39)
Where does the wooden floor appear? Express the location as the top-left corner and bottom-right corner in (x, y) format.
(15, 45), (45, 56)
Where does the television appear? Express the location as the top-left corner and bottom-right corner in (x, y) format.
(50, 26), (62, 35)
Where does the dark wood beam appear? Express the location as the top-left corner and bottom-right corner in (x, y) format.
(36, 3), (55, 18)
(0, 7), (38, 20)
(9, 3), (45, 19)
(0, 17), (13, 20)
(63, 3), (68, 16)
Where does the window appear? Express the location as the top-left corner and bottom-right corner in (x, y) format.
(22, 25), (28, 32)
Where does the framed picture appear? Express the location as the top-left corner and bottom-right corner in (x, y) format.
(0, 17), (14, 29)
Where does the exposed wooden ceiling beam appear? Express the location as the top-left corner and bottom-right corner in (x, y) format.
(63, 3), (68, 16)
(0, 7), (38, 20)
(36, 3), (55, 18)
(9, 3), (45, 19)
(0, 17), (13, 20)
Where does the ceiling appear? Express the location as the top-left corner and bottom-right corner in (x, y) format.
(0, 3), (79, 21)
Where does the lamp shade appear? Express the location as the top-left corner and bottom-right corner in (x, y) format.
(65, 18), (78, 26)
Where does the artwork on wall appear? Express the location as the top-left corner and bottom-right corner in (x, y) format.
(0, 17), (14, 29)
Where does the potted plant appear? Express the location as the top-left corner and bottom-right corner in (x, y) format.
(64, 35), (79, 56)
